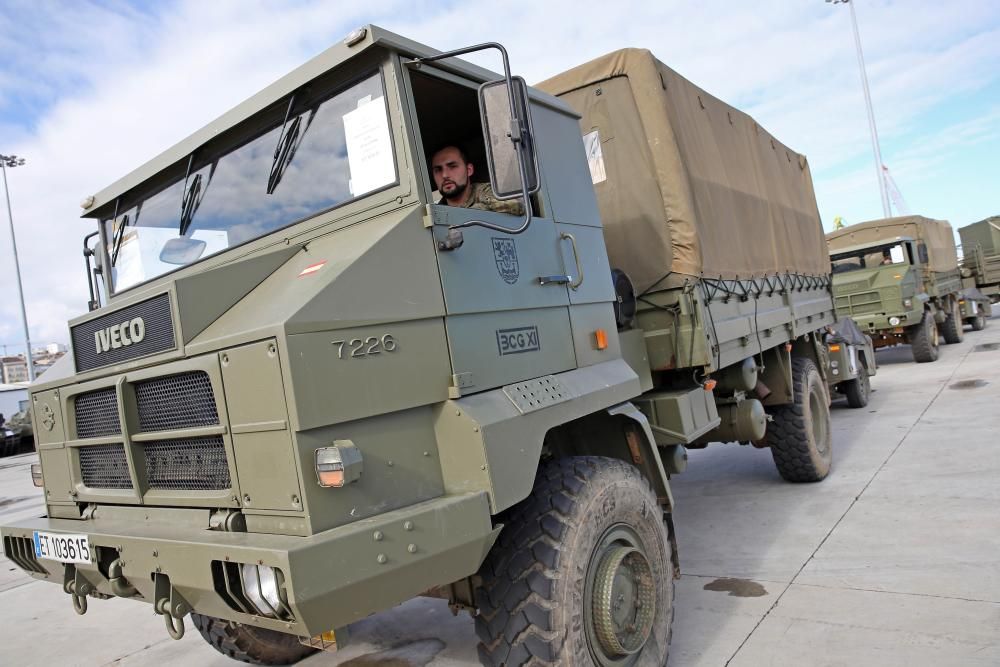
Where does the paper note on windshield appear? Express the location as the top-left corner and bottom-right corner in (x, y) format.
(343, 97), (394, 196)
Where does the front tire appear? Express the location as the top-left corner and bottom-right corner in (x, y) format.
(841, 369), (870, 409)
(475, 456), (673, 667)
(763, 357), (832, 482)
(908, 311), (939, 363)
(939, 300), (963, 344)
(191, 613), (315, 665)
(970, 315), (987, 331)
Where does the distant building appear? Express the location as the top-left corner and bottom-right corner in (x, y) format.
(1, 357), (28, 384)
(1, 348), (68, 382)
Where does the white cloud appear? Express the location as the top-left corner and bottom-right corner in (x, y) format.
(1, 0), (998, 350)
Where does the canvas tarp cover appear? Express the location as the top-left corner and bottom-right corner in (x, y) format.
(826, 216), (958, 273)
(958, 217), (1000, 256)
(535, 49), (829, 293)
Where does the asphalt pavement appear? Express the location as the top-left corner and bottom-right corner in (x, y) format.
(1, 316), (997, 666)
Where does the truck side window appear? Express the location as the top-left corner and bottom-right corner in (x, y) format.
(918, 243), (929, 264)
(409, 69), (540, 214)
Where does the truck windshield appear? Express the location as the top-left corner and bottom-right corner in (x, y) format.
(831, 243), (908, 274)
(104, 73), (396, 292)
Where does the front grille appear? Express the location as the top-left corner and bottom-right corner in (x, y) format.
(80, 444), (133, 489)
(75, 388), (121, 438)
(143, 437), (230, 490)
(135, 372), (218, 432)
(4, 536), (46, 574)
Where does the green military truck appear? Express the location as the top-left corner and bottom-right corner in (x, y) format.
(957, 216), (999, 327)
(4, 29), (852, 666)
(827, 216), (969, 363)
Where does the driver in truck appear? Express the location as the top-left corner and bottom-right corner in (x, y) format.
(430, 144), (524, 215)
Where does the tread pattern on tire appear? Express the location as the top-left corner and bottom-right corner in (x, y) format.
(474, 456), (674, 667)
(842, 370), (869, 409)
(909, 312), (938, 363)
(763, 357), (831, 483)
(191, 613), (315, 666)
(940, 301), (963, 344)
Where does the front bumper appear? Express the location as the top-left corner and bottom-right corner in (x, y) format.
(2, 491), (495, 636)
(847, 308), (921, 334)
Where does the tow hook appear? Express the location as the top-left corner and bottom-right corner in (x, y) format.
(62, 564), (90, 615)
(108, 559), (138, 598)
(153, 573), (190, 640)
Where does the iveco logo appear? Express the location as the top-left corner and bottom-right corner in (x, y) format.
(94, 317), (146, 354)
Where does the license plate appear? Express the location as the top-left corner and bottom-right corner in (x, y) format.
(33, 531), (92, 564)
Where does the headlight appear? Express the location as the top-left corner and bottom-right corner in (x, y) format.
(315, 441), (363, 487)
(241, 564), (285, 617)
(903, 299), (913, 308)
(889, 316), (901, 326)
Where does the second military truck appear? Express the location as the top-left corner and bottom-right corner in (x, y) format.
(5, 28), (854, 666)
(828, 215), (972, 363)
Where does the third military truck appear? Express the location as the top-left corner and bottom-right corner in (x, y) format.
(827, 215), (977, 363)
(4, 28), (862, 666)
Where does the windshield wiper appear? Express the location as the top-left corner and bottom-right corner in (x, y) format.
(110, 212), (131, 266)
(179, 173), (202, 236)
(266, 94), (316, 195)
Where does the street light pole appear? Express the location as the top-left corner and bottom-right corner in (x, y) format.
(1, 154), (35, 382)
(828, 0), (892, 218)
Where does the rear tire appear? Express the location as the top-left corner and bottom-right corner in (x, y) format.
(763, 357), (832, 482)
(474, 456), (673, 667)
(908, 311), (939, 363)
(841, 370), (870, 409)
(939, 301), (963, 344)
(191, 613), (315, 665)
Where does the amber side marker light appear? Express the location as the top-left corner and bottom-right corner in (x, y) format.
(594, 329), (609, 350)
(829, 343), (842, 352)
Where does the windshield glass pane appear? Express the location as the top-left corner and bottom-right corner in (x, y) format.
(831, 243), (908, 275)
(105, 73), (395, 292)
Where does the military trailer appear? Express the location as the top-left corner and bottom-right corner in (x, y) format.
(827, 216), (967, 363)
(958, 216), (1000, 304)
(4, 29), (846, 666)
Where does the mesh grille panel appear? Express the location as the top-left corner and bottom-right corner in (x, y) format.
(143, 437), (230, 490)
(80, 444), (132, 489)
(75, 388), (121, 438)
(135, 372), (218, 432)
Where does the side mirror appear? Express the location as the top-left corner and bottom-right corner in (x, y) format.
(478, 76), (540, 201)
(160, 237), (207, 265)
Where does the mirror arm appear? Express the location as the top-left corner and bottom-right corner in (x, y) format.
(82, 231), (100, 311)
(408, 44), (535, 251)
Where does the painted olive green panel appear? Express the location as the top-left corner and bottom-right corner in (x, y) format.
(175, 244), (303, 344)
(31, 389), (65, 446)
(437, 359), (641, 512)
(187, 206), (441, 354)
(445, 308), (576, 395)
(39, 448), (74, 503)
(432, 208), (570, 315)
(618, 328), (654, 393)
(532, 103), (603, 227)
(567, 302), (621, 369)
(294, 405), (445, 534)
(286, 206), (445, 333)
(555, 222), (616, 305)
(286, 318), (450, 431)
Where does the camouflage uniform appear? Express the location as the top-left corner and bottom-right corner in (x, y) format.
(440, 182), (525, 215)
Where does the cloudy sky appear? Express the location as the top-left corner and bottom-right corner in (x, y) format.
(1, 0), (998, 351)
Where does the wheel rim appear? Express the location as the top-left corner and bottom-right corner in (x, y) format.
(585, 525), (657, 665)
(930, 316), (939, 347)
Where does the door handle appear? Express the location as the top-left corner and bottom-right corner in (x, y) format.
(561, 232), (584, 290)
